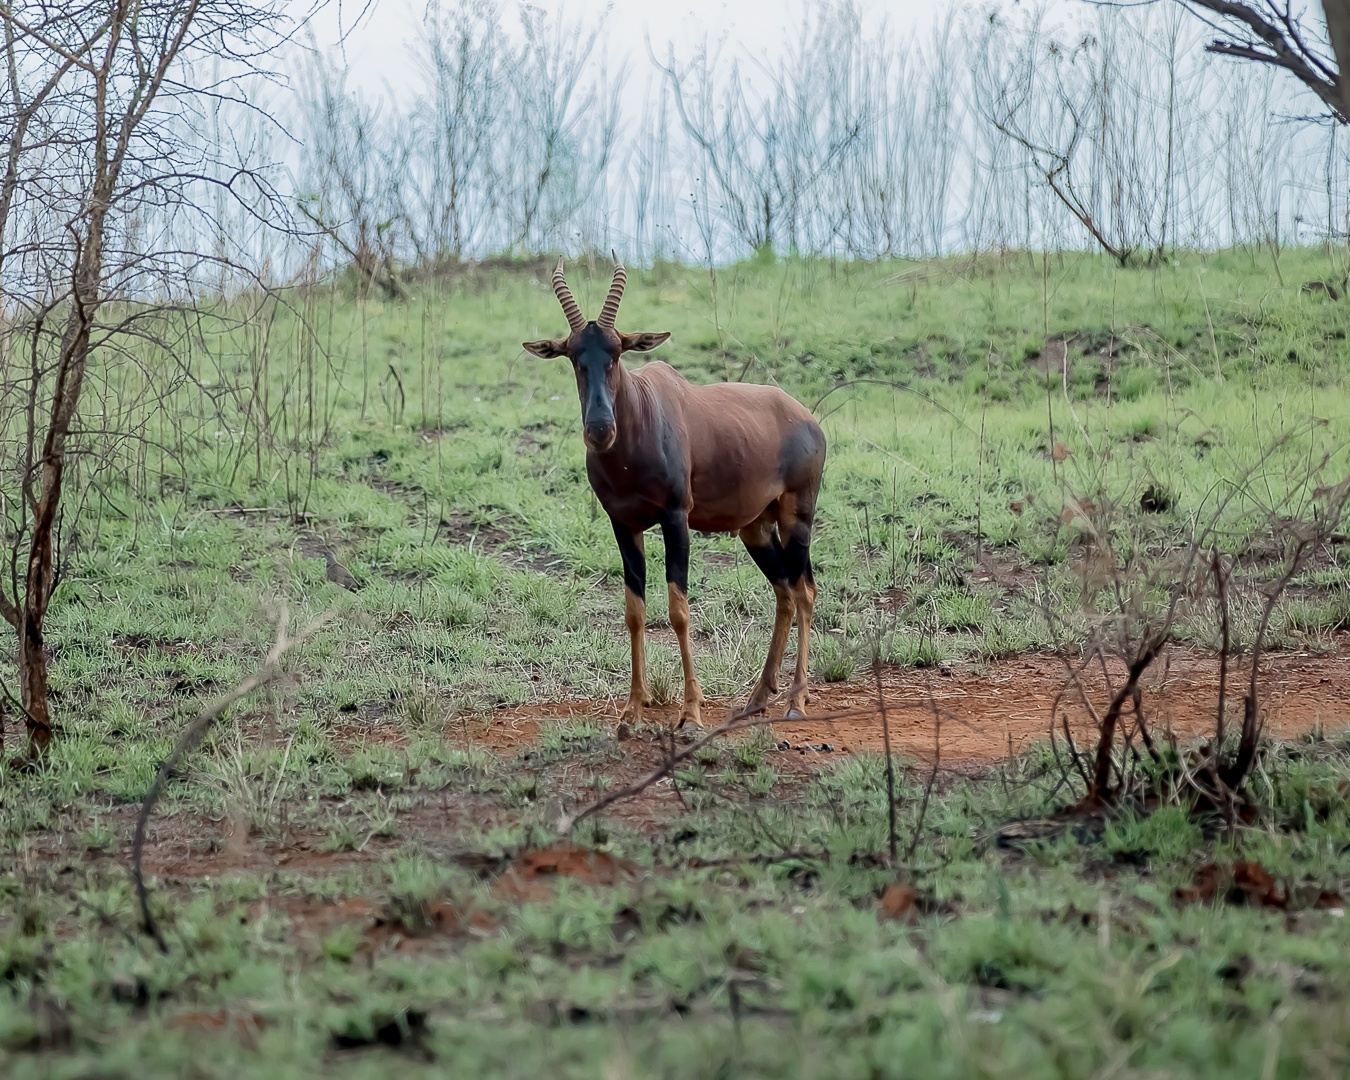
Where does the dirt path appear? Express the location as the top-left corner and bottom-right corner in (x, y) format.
(471, 641), (1350, 765)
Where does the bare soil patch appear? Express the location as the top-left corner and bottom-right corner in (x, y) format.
(49, 644), (1350, 915)
(494, 842), (638, 901)
(475, 640), (1350, 764)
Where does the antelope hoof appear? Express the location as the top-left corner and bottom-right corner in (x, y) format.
(620, 696), (645, 724)
(678, 694), (704, 729)
(784, 691), (809, 721)
(744, 683), (777, 717)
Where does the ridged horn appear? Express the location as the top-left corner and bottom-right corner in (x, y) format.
(597, 251), (626, 329)
(551, 256), (585, 333)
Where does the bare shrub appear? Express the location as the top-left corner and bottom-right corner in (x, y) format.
(295, 51), (406, 299)
(277, 0), (1350, 266)
(1039, 428), (1350, 816)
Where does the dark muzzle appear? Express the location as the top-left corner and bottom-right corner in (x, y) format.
(584, 419), (617, 452)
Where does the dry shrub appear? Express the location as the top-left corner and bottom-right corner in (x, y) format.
(1039, 429), (1350, 820)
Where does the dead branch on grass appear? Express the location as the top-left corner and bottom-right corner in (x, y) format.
(555, 680), (807, 836)
(132, 605), (333, 951)
(904, 673), (943, 862)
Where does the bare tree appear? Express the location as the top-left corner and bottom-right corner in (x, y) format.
(1177, 0), (1349, 123)
(407, 0), (502, 264)
(294, 48), (406, 298)
(276, 0), (1349, 265)
(1041, 433), (1350, 812)
(973, 8), (1157, 264)
(497, 4), (621, 253)
(0, 0), (295, 759)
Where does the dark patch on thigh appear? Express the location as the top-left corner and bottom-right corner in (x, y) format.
(778, 419), (827, 493)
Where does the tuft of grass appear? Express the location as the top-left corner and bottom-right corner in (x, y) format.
(1283, 592), (1350, 635)
(534, 717), (608, 762)
(646, 646), (683, 707)
(886, 633), (948, 669)
(812, 636), (857, 682)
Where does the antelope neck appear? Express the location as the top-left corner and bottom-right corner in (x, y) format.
(602, 360), (648, 456)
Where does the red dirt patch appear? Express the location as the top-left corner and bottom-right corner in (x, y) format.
(364, 898), (500, 951)
(476, 642), (1350, 764)
(1175, 861), (1289, 908)
(252, 890), (499, 956)
(165, 1009), (267, 1046)
(878, 882), (920, 922)
(495, 841), (639, 901)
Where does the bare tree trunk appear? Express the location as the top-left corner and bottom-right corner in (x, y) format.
(1326, 1), (1350, 116)
(20, 253), (96, 753)
(0, 0), (290, 759)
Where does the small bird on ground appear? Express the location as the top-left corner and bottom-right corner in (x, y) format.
(325, 550), (360, 591)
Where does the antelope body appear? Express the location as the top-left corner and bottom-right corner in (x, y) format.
(524, 258), (825, 725)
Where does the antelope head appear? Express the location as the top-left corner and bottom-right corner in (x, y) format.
(523, 255), (670, 452)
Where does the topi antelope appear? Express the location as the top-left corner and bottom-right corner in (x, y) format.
(523, 256), (826, 726)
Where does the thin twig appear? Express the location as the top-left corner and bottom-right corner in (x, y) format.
(550, 672), (939, 834)
(1213, 549), (1230, 752)
(905, 674), (942, 862)
(875, 658), (899, 864)
(131, 605), (332, 950)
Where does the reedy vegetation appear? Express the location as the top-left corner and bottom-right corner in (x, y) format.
(284, 0), (1350, 275)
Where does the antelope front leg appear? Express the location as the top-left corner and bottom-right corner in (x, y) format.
(662, 511), (703, 728)
(612, 520), (651, 723)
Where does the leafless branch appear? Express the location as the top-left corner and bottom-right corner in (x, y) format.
(132, 605), (333, 950)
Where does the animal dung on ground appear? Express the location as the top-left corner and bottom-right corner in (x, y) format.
(775, 740), (834, 753)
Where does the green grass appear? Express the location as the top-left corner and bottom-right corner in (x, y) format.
(3, 248), (1350, 1077)
(5, 737), (1350, 1078)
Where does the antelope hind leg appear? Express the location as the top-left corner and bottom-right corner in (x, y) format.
(778, 502), (816, 720)
(785, 575), (816, 719)
(739, 516), (794, 714)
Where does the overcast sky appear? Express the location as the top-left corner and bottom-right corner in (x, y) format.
(302, 0), (963, 99)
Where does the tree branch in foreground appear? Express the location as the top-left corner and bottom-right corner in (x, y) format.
(1181, 0), (1348, 123)
(132, 605), (333, 951)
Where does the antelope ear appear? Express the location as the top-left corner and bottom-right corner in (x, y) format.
(619, 331), (671, 353)
(522, 338), (568, 359)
